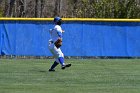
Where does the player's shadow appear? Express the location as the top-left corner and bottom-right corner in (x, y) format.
(30, 67), (47, 73)
(38, 70), (47, 73)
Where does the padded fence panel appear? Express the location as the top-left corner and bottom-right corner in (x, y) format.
(15, 21), (51, 56)
(62, 22), (140, 56)
(0, 20), (140, 56)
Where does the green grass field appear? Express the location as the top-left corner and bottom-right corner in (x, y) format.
(0, 59), (140, 93)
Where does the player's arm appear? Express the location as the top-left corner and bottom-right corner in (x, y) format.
(54, 29), (63, 48)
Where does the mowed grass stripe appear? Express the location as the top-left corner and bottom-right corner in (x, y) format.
(0, 59), (140, 93)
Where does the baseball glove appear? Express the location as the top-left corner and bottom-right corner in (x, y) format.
(54, 38), (62, 48)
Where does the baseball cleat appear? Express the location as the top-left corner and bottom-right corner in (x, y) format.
(61, 64), (71, 70)
(49, 69), (55, 72)
(66, 64), (71, 67)
(61, 65), (66, 69)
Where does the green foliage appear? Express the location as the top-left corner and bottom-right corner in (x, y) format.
(0, 8), (3, 17)
(0, 0), (140, 18)
(72, 0), (140, 18)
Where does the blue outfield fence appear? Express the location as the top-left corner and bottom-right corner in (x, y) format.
(0, 18), (140, 57)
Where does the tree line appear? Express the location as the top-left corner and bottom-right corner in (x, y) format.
(0, 0), (140, 18)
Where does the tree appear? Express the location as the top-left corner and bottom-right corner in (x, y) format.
(0, 0), (139, 18)
(69, 0), (140, 18)
(35, 0), (44, 17)
(4, 0), (15, 17)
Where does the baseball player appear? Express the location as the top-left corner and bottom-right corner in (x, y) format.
(48, 17), (71, 71)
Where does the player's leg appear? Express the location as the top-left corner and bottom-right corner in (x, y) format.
(49, 61), (59, 71)
(48, 43), (59, 71)
(52, 47), (65, 68)
(55, 48), (71, 69)
(49, 43), (71, 70)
